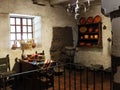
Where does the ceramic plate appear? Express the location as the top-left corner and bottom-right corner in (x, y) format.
(87, 17), (94, 24)
(79, 27), (87, 33)
(94, 15), (102, 23)
(79, 17), (86, 24)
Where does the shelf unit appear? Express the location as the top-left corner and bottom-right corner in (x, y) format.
(77, 22), (102, 48)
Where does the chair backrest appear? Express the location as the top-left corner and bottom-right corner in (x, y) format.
(0, 54), (10, 72)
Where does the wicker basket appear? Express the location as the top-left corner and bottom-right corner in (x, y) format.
(21, 43), (32, 50)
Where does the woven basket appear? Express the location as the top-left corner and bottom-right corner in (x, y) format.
(21, 43), (32, 50)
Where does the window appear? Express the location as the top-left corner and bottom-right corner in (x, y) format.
(10, 16), (33, 47)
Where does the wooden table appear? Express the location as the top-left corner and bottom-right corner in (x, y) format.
(17, 59), (56, 90)
(18, 59), (56, 72)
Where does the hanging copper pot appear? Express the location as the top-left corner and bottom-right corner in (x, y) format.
(32, 40), (36, 48)
(11, 40), (17, 50)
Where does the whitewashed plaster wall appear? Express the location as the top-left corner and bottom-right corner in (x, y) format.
(0, 0), (76, 69)
(0, 0), (112, 70)
(74, 5), (112, 69)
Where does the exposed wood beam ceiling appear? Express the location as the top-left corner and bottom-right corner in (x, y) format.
(32, 0), (73, 6)
(32, 0), (101, 7)
(32, 0), (48, 6)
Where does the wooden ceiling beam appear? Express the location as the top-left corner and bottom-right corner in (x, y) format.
(50, 0), (70, 5)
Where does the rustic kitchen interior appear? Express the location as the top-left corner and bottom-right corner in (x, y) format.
(0, 0), (120, 90)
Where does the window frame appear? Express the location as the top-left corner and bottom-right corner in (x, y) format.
(10, 16), (34, 48)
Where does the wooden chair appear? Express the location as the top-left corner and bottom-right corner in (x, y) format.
(0, 54), (15, 90)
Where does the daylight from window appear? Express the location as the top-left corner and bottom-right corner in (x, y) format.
(10, 14), (41, 48)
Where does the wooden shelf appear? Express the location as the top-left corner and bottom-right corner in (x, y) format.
(77, 22), (102, 47)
